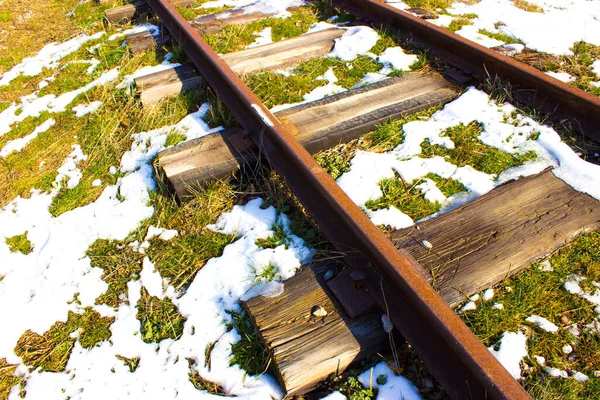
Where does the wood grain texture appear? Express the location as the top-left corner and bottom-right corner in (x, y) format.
(135, 64), (204, 105)
(244, 265), (387, 395)
(126, 31), (171, 54)
(391, 169), (600, 307)
(192, 9), (271, 35)
(222, 28), (344, 75)
(157, 73), (458, 200)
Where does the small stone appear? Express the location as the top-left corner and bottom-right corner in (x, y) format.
(422, 240), (433, 249)
(324, 270), (334, 280)
(566, 324), (580, 337)
(562, 344), (573, 354)
(311, 305), (327, 317)
(593, 371), (600, 378)
(376, 374), (388, 385)
(492, 303), (504, 309)
(572, 371), (589, 382)
(561, 315), (572, 325)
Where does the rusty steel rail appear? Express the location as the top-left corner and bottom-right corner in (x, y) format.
(147, 0), (531, 398)
(334, 0), (600, 141)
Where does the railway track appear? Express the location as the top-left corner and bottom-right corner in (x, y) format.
(105, 0), (600, 398)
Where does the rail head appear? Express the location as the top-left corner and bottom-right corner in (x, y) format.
(146, 0), (532, 398)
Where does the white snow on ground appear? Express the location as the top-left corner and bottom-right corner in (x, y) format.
(199, 0), (306, 19)
(592, 60), (600, 77)
(72, 101), (103, 117)
(246, 27), (273, 48)
(306, 21), (338, 34)
(109, 23), (160, 41)
(482, 288), (494, 301)
(329, 26), (379, 61)
(321, 392), (347, 400)
(445, 0), (600, 55)
(358, 362), (422, 400)
(538, 259), (553, 271)
(378, 47), (418, 73)
(454, 25), (504, 48)
(488, 332), (528, 380)
(459, 301), (477, 313)
(335, 87), (600, 229)
(0, 118), (56, 157)
(545, 367), (569, 378)
(0, 32), (105, 86)
(526, 315), (559, 333)
(545, 71), (575, 83)
(0, 67), (120, 136)
(1, 79), (312, 398)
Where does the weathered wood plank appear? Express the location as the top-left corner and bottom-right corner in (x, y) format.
(391, 168), (600, 307)
(192, 8), (273, 35)
(126, 30), (171, 54)
(157, 73), (458, 199)
(221, 28), (344, 75)
(105, 0), (193, 23)
(244, 265), (387, 396)
(135, 64), (204, 105)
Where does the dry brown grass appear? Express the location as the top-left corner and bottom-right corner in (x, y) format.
(0, 358), (23, 399)
(512, 0), (543, 12)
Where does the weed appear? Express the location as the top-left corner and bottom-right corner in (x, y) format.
(137, 288), (186, 343)
(87, 239), (145, 308)
(512, 0), (543, 12)
(116, 355), (140, 373)
(365, 176), (442, 221)
(165, 132), (188, 148)
(0, 11), (12, 22)
(188, 359), (227, 394)
(256, 222), (289, 249)
(420, 122), (538, 175)
(448, 18), (472, 32)
(5, 232), (33, 254)
(0, 359), (23, 399)
(228, 311), (271, 376)
(479, 29), (524, 45)
(14, 308), (114, 372)
(403, 0), (452, 11)
(424, 173), (466, 196)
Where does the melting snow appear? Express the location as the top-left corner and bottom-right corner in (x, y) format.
(526, 315), (559, 333)
(246, 27), (273, 48)
(72, 101), (103, 117)
(358, 362), (422, 400)
(0, 32), (105, 86)
(488, 332), (528, 379)
(329, 26), (379, 61)
(0, 118), (56, 157)
(545, 71), (575, 83)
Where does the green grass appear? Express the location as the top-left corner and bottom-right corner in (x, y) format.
(448, 18), (472, 32)
(0, 11), (12, 22)
(420, 122), (538, 175)
(228, 311), (271, 376)
(424, 173), (466, 196)
(37, 62), (98, 97)
(14, 308), (114, 372)
(165, 132), (188, 148)
(364, 176), (443, 221)
(256, 222), (290, 250)
(176, 3), (230, 21)
(403, 0), (452, 11)
(137, 288), (186, 343)
(204, 6), (320, 54)
(5, 232), (33, 255)
(87, 239), (145, 308)
(479, 29), (524, 45)
(0, 358), (23, 399)
(461, 230), (600, 398)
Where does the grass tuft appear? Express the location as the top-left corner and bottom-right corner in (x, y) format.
(87, 239), (145, 308)
(0, 358), (23, 399)
(5, 232), (33, 255)
(228, 311), (271, 377)
(14, 308), (114, 373)
(137, 288), (186, 343)
(420, 122), (538, 175)
(512, 0), (544, 12)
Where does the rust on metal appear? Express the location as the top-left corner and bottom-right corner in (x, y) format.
(334, 0), (600, 141)
(146, 0), (531, 398)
